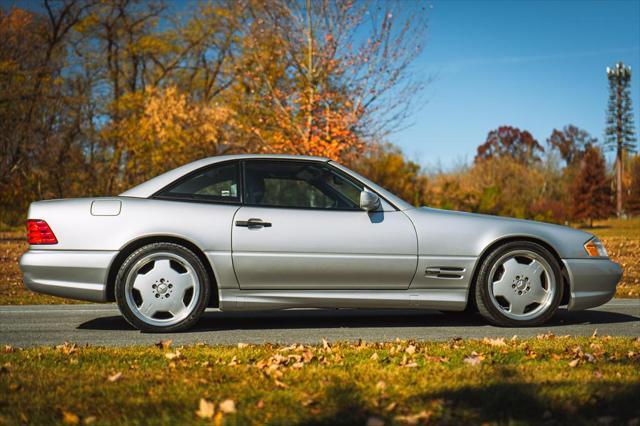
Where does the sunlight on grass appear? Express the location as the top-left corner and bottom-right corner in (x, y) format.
(1, 337), (638, 425)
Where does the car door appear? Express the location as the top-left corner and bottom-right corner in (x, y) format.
(231, 159), (418, 290)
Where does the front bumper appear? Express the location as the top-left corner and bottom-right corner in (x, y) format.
(19, 250), (118, 302)
(563, 258), (623, 311)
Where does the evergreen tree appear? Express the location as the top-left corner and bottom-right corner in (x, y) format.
(571, 146), (612, 227)
(605, 62), (637, 216)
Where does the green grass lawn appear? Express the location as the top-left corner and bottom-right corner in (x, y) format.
(1, 337), (639, 425)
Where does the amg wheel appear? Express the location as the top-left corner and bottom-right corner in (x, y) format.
(115, 242), (210, 332)
(475, 241), (563, 327)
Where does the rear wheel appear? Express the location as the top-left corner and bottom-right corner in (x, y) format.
(115, 243), (210, 332)
(475, 241), (563, 327)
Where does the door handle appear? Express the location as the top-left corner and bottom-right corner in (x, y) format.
(235, 218), (272, 228)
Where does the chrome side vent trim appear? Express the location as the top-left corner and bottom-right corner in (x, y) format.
(425, 266), (465, 280)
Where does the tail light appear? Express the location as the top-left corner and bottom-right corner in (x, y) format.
(27, 219), (58, 245)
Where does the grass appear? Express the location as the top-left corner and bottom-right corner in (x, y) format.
(0, 336), (638, 425)
(1, 217), (639, 305)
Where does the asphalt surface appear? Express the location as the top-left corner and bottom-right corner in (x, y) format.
(0, 299), (638, 347)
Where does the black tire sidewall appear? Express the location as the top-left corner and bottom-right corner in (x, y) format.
(475, 241), (563, 327)
(115, 242), (211, 333)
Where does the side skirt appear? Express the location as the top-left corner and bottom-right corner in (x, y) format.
(218, 289), (467, 312)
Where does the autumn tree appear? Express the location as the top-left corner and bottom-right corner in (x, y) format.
(626, 155), (640, 216)
(570, 145), (612, 227)
(348, 143), (430, 206)
(475, 126), (544, 164)
(547, 125), (596, 167)
(234, 0), (428, 160)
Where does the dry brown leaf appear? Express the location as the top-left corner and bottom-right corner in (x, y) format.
(370, 352), (379, 361)
(219, 399), (236, 414)
(395, 410), (431, 425)
(405, 345), (416, 355)
(62, 411), (80, 425)
(366, 416), (385, 426)
(237, 343), (249, 349)
(463, 352), (484, 366)
(322, 338), (331, 352)
(195, 398), (215, 419)
(155, 339), (172, 350)
(165, 350), (183, 360)
(56, 342), (78, 356)
(107, 372), (122, 383)
(568, 359), (579, 368)
(482, 337), (506, 347)
(83, 416), (97, 425)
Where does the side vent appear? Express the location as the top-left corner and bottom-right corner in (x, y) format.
(425, 266), (465, 280)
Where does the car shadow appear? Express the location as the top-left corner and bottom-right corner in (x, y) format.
(77, 307), (639, 332)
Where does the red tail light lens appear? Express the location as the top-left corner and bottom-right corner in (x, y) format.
(26, 219), (58, 245)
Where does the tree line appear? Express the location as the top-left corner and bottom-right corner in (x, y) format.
(1, 1), (637, 227)
(0, 0), (427, 225)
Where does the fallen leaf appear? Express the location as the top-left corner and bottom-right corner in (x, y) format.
(463, 352), (484, 366)
(165, 350), (183, 360)
(395, 410), (431, 425)
(56, 342), (78, 356)
(568, 359), (579, 368)
(155, 339), (172, 350)
(367, 416), (385, 426)
(107, 372), (122, 383)
(322, 338), (331, 352)
(256, 399), (265, 409)
(482, 337), (506, 347)
(591, 329), (598, 338)
(219, 399), (236, 414)
(405, 345), (416, 354)
(237, 343), (249, 349)
(370, 352), (379, 361)
(195, 399), (215, 419)
(83, 416), (97, 425)
(62, 411), (80, 425)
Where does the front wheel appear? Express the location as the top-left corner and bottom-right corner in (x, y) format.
(474, 241), (563, 327)
(115, 242), (211, 332)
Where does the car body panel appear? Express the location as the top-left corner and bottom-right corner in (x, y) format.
(232, 207), (418, 289)
(19, 154), (622, 313)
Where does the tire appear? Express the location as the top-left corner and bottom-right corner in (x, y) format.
(474, 241), (563, 327)
(115, 242), (211, 332)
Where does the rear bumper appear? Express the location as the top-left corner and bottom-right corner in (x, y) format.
(19, 250), (118, 302)
(563, 258), (623, 311)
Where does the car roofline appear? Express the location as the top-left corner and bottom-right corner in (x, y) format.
(120, 154), (330, 198)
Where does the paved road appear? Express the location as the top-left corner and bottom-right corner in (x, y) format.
(0, 299), (638, 347)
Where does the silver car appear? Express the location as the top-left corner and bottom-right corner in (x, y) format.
(20, 154), (622, 332)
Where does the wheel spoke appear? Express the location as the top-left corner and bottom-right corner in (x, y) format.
(139, 301), (158, 317)
(526, 260), (545, 281)
(509, 298), (527, 315)
(529, 284), (548, 304)
(169, 271), (194, 293)
(167, 297), (188, 317)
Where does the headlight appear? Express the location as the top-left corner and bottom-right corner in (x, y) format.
(584, 237), (608, 257)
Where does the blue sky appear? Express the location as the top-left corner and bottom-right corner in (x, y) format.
(392, 0), (640, 169)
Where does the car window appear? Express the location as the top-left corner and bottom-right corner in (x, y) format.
(244, 161), (363, 210)
(158, 162), (240, 202)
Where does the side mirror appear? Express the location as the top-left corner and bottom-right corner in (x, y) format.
(360, 190), (381, 211)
